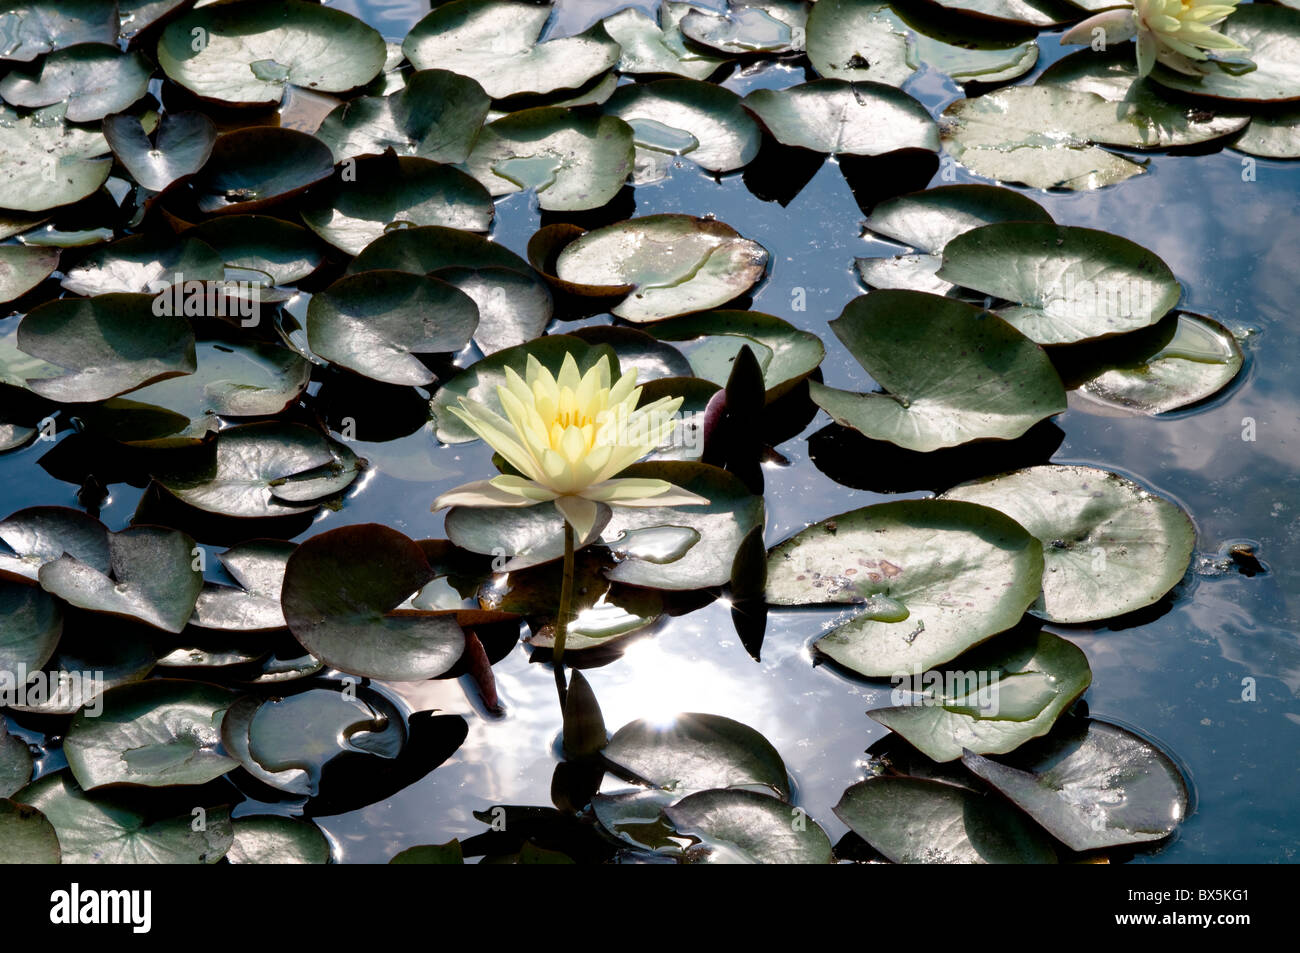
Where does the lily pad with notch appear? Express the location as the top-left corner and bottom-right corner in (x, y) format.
(742, 79), (940, 156)
(188, 127), (335, 216)
(102, 110), (217, 193)
(184, 215), (323, 286)
(0, 104), (111, 212)
(680, 0), (809, 55)
(602, 5), (726, 80)
(191, 539), (295, 634)
(0, 43), (151, 122)
(665, 788), (835, 863)
(60, 234), (225, 296)
(0, 0), (118, 62)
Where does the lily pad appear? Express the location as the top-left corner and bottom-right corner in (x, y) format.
(306, 270), (479, 385)
(464, 107), (634, 212)
(227, 815), (331, 864)
(0, 722), (33, 797)
(60, 233), (225, 296)
(315, 69), (491, 164)
(833, 776), (1058, 862)
(430, 265), (553, 356)
(390, 841), (465, 864)
(941, 465), (1196, 623)
(191, 540), (295, 633)
(64, 679), (238, 789)
(0, 799), (59, 863)
(603, 713), (790, 797)
(189, 127), (335, 215)
(0, 43), (151, 122)
(402, 1), (620, 101)
(961, 717), (1190, 850)
(917, 0), (1077, 27)
(1235, 111), (1300, 159)
(102, 110), (217, 193)
(665, 788), (834, 863)
(219, 694), (310, 795)
(0, 245), (59, 303)
(38, 525), (203, 633)
(1151, 5), (1300, 104)
(302, 154), (493, 255)
(349, 224), (533, 278)
(157, 0), (386, 106)
(0, 506), (110, 584)
(0, 578), (61, 673)
(554, 215), (769, 323)
(867, 630), (1092, 762)
(3, 621), (157, 716)
(0, 103), (111, 212)
(602, 6), (725, 80)
(937, 224), (1182, 345)
(0, 1), (117, 62)
(680, 0), (809, 55)
(808, 291), (1066, 451)
(742, 79), (939, 156)
(186, 215), (322, 285)
(767, 499), (1044, 676)
(153, 421), (361, 518)
(16, 771), (233, 863)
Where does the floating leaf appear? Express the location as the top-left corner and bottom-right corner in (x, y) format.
(463, 107), (634, 212)
(189, 127), (335, 215)
(0, 104), (111, 212)
(3, 620), (156, 716)
(186, 215), (322, 285)
(402, 0), (620, 100)
(315, 69), (490, 164)
(192, 540), (295, 633)
(961, 717), (1190, 851)
(941, 465), (1196, 623)
(867, 630), (1092, 761)
(306, 270), (479, 385)
(64, 679), (238, 789)
(0, 1), (117, 62)
(742, 79), (939, 156)
(809, 291), (1066, 451)
(0, 799), (59, 863)
(767, 499), (1044, 676)
(0, 506), (109, 584)
(0, 578), (61, 673)
(390, 841), (464, 864)
(430, 265), (553, 356)
(302, 154), (493, 255)
(60, 234), (225, 296)
(834, 776), (1058, 862)
(102, 110), (216, 193)
(665, 789), (834, 863)
(227, 815), (330, 864)
(680, 0), (809, 55)
(0, 245), (59, 304)
(1151, 6), (1300, 104)
(602, 6), (725, 79)
(0, 722), (33, 798)
(919, 0), (1076, 27)
(0, 43), (151, 122)
(1235, 110), (1300, 159)
(937, 224), (1182, 345)
(603, 713), (790, 797)
(554, 215), (769, 323)
(157, 0), (386, 105)
(349, 224), (533, 277)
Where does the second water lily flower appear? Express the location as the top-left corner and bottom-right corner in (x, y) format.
(432, 352), (708, 541)
(1061, 0), (1247, 78)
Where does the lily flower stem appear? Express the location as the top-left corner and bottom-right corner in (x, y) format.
(552, 520), (576, 706)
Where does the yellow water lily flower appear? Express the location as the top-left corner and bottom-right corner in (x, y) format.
(1061, 0), (1247, 78)
(432, 352), (707, 541)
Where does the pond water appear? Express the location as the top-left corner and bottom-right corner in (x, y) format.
(2, 0), (1297, 863)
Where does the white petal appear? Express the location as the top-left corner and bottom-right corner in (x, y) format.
(555, 494), (601, 540)
(432, 480), (541, 511)
(1061, 8), (1137, 46)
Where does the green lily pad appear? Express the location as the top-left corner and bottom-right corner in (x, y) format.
(307, 270), (479, 385)
(937, 224), (1182, 345)
(0, 506), (110, 584)
(809, 291), (1066, 451)
(280, 524), (476, 681)
(0, 1), (117, 62)
(38, 525), (203, 633)
(464, 107), (634, 212)
(0, 579), (61, 673)
(834, 776), (1058, 862)
(0, 722), (33, 797)
(868, 630), (1092, 762)
(16, 771), (233, 863)
(602, 6), (726, 80)
(0, 104), (111, 212)
(680, 0), (809, 55)
(568, 325), (693, 381)
(1151, 5), (1300, 104)
(603, 713), (790, 797)
(102, 110), (217, 194)
(349, 223), (533, 277)
(190, 127), (335, 215)
(192, 540), (295, 633)
(157, 0), (386, 106)
(302, 154), (493, 255)
(0, 799), (59, 863)
(961, 718), (1190, 851)
(227, 815), (331, 864)
(64, 679), (238, 789)
(941, 465), (1196, 623)
(664, 788), (834, 863)
(767, 499), (1044, 676)
(742, 79), (939, 156)
(430, 265), (553, 356)
(402, 0), (620, 100)
(219, 694), (309, 795)
(185, 215), (322, 286)
(0, 245), (59, 303)
(315, 69), (491, 164)
(60, 233), (225, 296)
(591, 788), (683, 853)
(153, 421), (361, 518)
(3, 621), (157, 716)
(119, 0), (191, 41)
(919, 0), (1077, 27)
(554, 214), (769, 323)
(0, 43), (151, 122)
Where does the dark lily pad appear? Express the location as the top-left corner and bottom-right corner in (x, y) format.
(348, 224), (532, 278)
(464, 107), (634, 212)
(961, 717), (1190, 851)
(941, 465), (1196, 623)
(191, 539), (295, 633)
(0, 43), (150, 121)
(185, 215), (322, 286)
(390, 841), (464, 864)
(0, 104), (111, 212)
(0, 245), (59, 304)
(102, 110), (217, 193)
(867, 630), (1092, 761)
(2, 620), (157, 715)
(0, 799), (60, 863)
(742, 79), (939, 156)
(153, 421), (361, 518)
(0, 579), (61, 673)
(591, 788), (683, 853)
(568, 325), (693, 381)
(60, 233), (225, 296)
(301, 154), (493, 255)
(0, 1), (115, 62)
(157, 0), (387, 106)
(554, 215), (769, 323)
(64, 679), (239, 789)
(809, 291), (1066, 451)
(680, 0), (809, 55)
(402, 0), (620, 101)
(219, 694), (309, 795)
(16, 771), (233, 863)
(38, 524), (203, 633)
(0, 722), (33, 797)
(1151, 6), (1300, 104)
(665, 788), (835, 863)
(833, 776), (1058, 862)
(602, 6), (726, 80)
(315, 69), (491, 164)
(0, 505), (110, 584)
(227, 815), (330, 864)
(603, 713), (790, 797)
(189, 127), (335, 215)
(430, 265), (553, 356)
(767, 499), (1044, 676)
